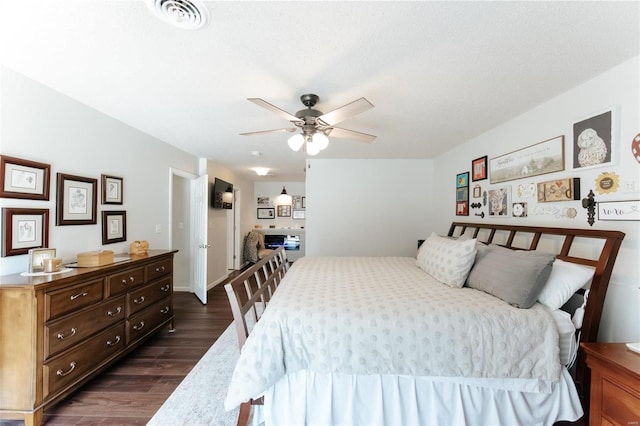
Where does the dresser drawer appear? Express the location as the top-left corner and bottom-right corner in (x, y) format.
(106, 267), (145, 297)
(145, 258), (173, 281)
(45, 279), (104, 321)
(601, 377), (640, 425)
(127, 298), (173, 344)
(45, 296), (125, 359)
(127, 277), (172, 316)
(43, 323), (125, 398)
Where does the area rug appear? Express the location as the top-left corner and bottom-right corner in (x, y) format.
(147, 324), (239, 426)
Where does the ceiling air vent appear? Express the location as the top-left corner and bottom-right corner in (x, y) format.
(146, 0), (210, 30)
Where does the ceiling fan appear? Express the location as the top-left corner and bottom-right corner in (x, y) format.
(240, 94), (376, 155)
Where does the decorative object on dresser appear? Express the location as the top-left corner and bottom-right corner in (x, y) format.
(0, 155), (51, 200)
(581, 342), (640, 426)
(56, 173), (98, 225)
(0, 249), (177, 426)
(1, 208), (50, 256)
(129, 240), (150, 255)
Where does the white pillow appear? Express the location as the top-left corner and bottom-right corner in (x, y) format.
(416, 232), (477, 288)
(537, 259), (594, 310)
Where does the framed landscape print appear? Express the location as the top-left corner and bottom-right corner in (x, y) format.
(2, 208), (49, 256)
(0, 155), (51, 200)
(56, 173), (98, 225)
(490, 136), (564, 184)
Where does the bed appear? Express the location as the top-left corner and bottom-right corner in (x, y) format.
(224, 222), (625, 425)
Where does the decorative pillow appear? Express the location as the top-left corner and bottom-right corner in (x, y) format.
(466, 245), (556, 308)
(538, 259), (594, 310)
(416, 232), (477, 288)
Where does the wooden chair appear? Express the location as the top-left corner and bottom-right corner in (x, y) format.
(224, 246), (288, 425)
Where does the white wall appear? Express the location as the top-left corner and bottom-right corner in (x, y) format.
(431, 56), (640, 343)
(253, 181), (306, 230)
(205, 160), (255, 286)
(0, 67), (198, 275)
(306, 159), (434, 256)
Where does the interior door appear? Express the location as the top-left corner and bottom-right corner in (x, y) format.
(192, 174), (208, 304)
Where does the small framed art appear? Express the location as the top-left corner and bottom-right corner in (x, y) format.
(0, 155), (51, 200)
(2, 208), (49, 256)
(257, 207), (275, 219)
(573, 108), (615, 170)
(102, 174), (123, 205)
(102, 210), (127, 244)
(293, 210), (305, 220)
(277, 205), (291, 217)
(56, 173), (98, 225)
(471, 156), (487, 181)
(597, 200), (640, 221)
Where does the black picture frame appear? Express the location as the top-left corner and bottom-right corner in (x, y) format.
(257, 207), (275, 219)
(2, 207), (49, 256)
(102, 210), (127, 244)
(102, 174), (123, 205)
(56, 173), (98, 225)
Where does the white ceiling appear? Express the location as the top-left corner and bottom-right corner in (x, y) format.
(2, 1), (638, 181)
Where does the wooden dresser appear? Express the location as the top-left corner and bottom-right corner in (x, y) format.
(0, 250), (177, 426)
(581, 342), (640, 426)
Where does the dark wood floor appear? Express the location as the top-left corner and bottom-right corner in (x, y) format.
(2, 280), (235, 426)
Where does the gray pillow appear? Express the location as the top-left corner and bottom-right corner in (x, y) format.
(466, 244), (556, 308)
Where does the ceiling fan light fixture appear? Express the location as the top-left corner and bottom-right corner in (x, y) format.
(306, 139), (321, 156)
(253, 167), (270, 176)
(288, 134), (305, 151)
(312, 131), (329, 150)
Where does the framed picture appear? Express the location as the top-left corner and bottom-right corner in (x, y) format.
(102, 174), (123, 204)
(302, 196), (306, 209)
(456, 201), (469, 216)
(257, 196), (272, 207)
(257, 207), (275, 219)
(488, 187), (511, 217)
(537, 178), (580, 202)
(56, 173), (98, 225)
(471, 156), (488, 181)
(102, 210), (127, 244)
(472, 184), (482, 198)
(456, 172), (469, 188)
(490, 135), (564, 184)
(277, 205), (291, 217)
(597, 200), (640, 221)
(293, 210), (305, 220)
(0, 155), (51, 200)
(28, 247), (57, 272)
(573, 107), (615, 170)
(2, 208), (49, 256)
(292, 195), (304, 210)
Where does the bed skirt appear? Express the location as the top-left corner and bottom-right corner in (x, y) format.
(257, 368), (583, 425)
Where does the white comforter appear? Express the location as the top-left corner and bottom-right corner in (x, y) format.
(225, 256), (561, 410)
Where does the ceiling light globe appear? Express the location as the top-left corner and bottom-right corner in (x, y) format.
(288, 134), (304, 151)
(253, 167), (270, 176)
(312, 132), (329, 150)
(306, 140), (321, 156)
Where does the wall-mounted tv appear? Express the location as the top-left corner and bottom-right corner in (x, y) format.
(211, 177), (233, 209)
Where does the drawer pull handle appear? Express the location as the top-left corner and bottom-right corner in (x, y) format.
(56, 361), (77, 377)
(107, 306), (122, 316)
(160, 306), (170, 314)
(161, 285), (170, 292)
(70, 292), (88, 301)
(121, 276), (135, 285)
(155, 266), (166, 272)
(133, 321), (145, 331)
(57, 328), (77, 340)
(133, 296), (146, 305)
(106, 335), (121, 347)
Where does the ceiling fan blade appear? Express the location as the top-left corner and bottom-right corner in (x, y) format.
(240, 128), (297, 136)
(317, 97), (374, 126)
(327, 127), (377, 143)
(247, 98), (302, 123)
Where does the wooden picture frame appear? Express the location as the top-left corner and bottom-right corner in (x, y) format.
(102, 210), (127, 244)
(597, 200), (640, 221)
(490, 135), (564, 184)
(2, 207), (49, 256)
(257, 207), (275, 219)
(102, 174), (123, 204)
(0, 155), (51, 200)
(56, 173), (98, 225)
(277, 205), (291, 217)
(471, 156), (488, 181)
